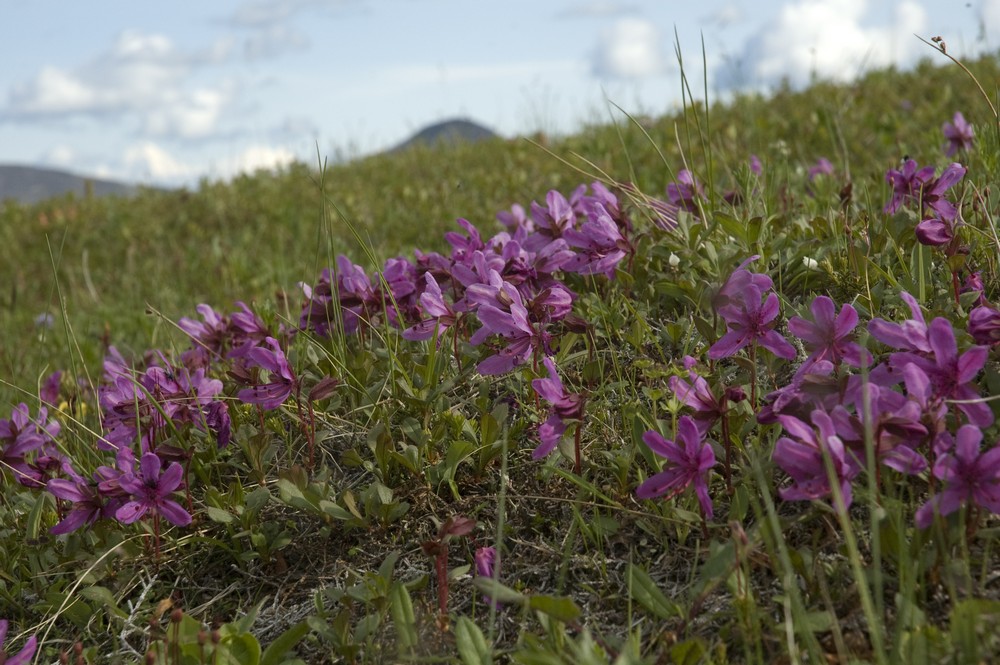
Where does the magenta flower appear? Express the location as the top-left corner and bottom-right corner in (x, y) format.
(749, 154), (762, 175)
(47, 471), (110, 534)
(531, 357), (585, 459)
(916, 425), (1000, 528)
(561, 202), (629, 278)
(943, 111), (974, 156)
(666, 170), (706, 215)
(116, 452), (192, 527)
(920, 162), (966, 221)
(474, 283), (552, 375)
(773, 409), (861, 511)
(914, 216), (956, 246)
(709, 284), (796, 360)
(968, 305), (1000, 346)
(0, 620), (37, 665)
(787, 296), (870, 368)
(906, 317), (992, 428)
(808, 157), (834, 181)
(474, 546), (500, 607)
(884, 159), (936, 215)
(636, 415), (717, 519)
(402, 273), (457, 342)
(237, 337), (297, 410)
(867, 291), (932, 354)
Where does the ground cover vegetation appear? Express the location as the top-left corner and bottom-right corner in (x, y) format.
(2, 43), (1000, 664)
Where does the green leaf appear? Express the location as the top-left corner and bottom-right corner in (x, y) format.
(455, 616), (492, 665)
(389, 582), (418, 655)
(206, 506), (235, 524)
(627, 563), (680, 620)
(260, 621), (310, 665)
(528, 595), (581, 623)
(79, 585), (128, 619)
(219, 633), (261, 665)
(27, 491), (53, 541)
(471, 578), (527, 605)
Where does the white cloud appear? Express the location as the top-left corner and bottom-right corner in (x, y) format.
(984, 0), (1000, 39)
(42, 145), (76, 168)
(4, 30), (233, 140)
(717, 0), (927, 90)
(225, 145), (297, 174)
(124, 142), (196, 183)
(593, 17), (670, 79)
(557, 1), (640, 18)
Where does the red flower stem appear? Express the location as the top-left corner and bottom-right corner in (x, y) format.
(435, 548), (449, 617)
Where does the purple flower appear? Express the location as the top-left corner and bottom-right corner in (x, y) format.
(920, 163), (966, 221)
(474, 546), (500, 607)
(531, 357), (585, 459)
(0, 619), (37, 665)
(1, 404), (59, 487)
(561, 202), (629, 278)
(867, 291), (932, 354)
(116, 452), (192, 527)
(237, 337), (297, 410)
(968, 305), (1000, 346)
(666, 371), (743, 434)
(915, 425), (1000, 528)
(884, 159), (935, 215)
(905, 317), (992, 428)
(749, 154), (762, 176)
(914, 216), (956, 246)
(40, 370), (62, 406)
(666, 170), (706, 215)
(773, 409), (861, 511)
(47, 471), (109, 535)
(709, 284), (796, 360)
(808, 157), (834, 181)
(943, 111), (974, 156)
(402, 273), (457, 342)
(636, 416), (717, 519)
(787, 296), (870, 369)
(474, 283), (551, 375)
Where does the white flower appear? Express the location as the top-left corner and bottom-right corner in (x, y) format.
(802, 257), (820, 271)
(668, 253), (680, 268)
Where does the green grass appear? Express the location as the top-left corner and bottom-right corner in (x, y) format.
(1, 48), (1000, 664)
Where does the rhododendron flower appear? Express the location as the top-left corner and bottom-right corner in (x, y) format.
(531, 357), (585, 459)
(561, 202), (629, 278)
(914, 216), (956, 246)
(808, 157), (834, 180)
(942, 111), (974, 156)
(0, 619), (37, 665)
(237, 337), (297, 410)
(666, 170), (706, 214)
(636, 416), (717, 519)
(968, 305), (1000, 346)
(116, 452), (192, 527)
(402, 273), (457, 342)
(903, 317), (992, 427)
(709, 284), (796, 360)
(773, 409), (861, 511)
(916, 424), (1000, 528)
(474, 546), (500, 607)
(47, 470), (110, 534)
(788, 296), (871, 369)
(920, 162), (966, 221)
(884, 159), (935, 215)
(867, 291), (932, 354)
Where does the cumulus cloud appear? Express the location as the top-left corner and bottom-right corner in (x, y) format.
(124, 142), (196, 182)
(593, 17), (670, 79)
(3, 30), (234, 140)
(984, 0), (1000, 39)
(557, 1), (641, 18)
(716, 0), (927, 91)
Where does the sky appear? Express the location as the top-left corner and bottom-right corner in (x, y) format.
(0, 0), (995, 187)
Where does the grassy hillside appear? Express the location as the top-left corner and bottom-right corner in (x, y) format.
(1, 48), (999, 664)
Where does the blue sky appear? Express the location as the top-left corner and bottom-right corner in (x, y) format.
(0, 0), (994, 186)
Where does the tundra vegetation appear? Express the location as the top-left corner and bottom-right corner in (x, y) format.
(1, 44), (1000, 664)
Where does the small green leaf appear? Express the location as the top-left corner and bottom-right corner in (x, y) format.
(627, 563), (680, 620)
(206, 506), (235, 524)
(389, 582), (418, 655)
(528, 594), (581, 623)
(455, 616), (492, 665)
(472, 578), (526, 605)
(260, 621), (310, 665)
(79, 585), (128, 619)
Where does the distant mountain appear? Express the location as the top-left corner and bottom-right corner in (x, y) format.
(389, 118), (499, 153)
(0, 164), (139, 205)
